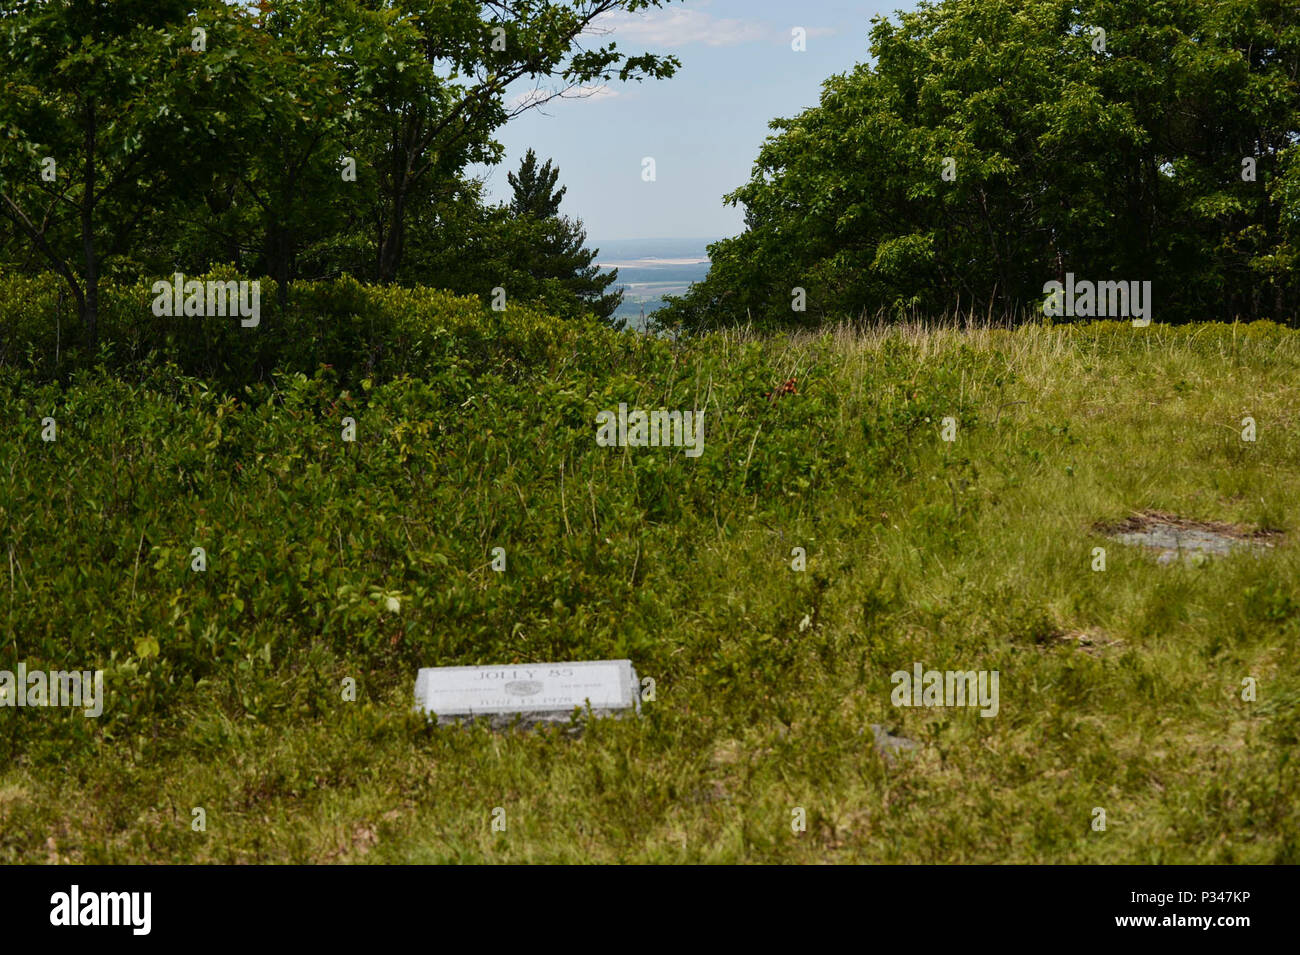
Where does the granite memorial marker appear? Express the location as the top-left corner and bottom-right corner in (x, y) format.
(414, 659), (641, 729)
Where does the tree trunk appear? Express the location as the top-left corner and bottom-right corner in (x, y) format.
(377, 190), (406, 283)
(81, 98), (99, 347)
(267, 220), (291, 313)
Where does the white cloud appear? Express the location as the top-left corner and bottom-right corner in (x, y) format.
(591, 9), (834, 48)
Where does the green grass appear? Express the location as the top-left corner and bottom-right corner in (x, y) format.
(2, 311), (1298, 863)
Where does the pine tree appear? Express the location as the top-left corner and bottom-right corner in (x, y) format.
(506, 149), (621, 322)
(508, 149), (566, 219)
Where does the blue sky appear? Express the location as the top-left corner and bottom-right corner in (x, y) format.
(473, 0), (909, 242)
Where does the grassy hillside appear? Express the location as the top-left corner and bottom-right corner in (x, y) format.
(2, 292), (1298, 862)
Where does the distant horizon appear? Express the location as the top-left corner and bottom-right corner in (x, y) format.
(589, 235), (723, 244)
(590, 236), (720, 269)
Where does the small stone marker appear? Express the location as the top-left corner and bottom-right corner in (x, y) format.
(414, 659), (641, 729)
(869, 723), (918, 763)
(1098, 512), (1278, 565)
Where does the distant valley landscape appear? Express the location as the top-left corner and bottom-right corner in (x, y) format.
(594, 237), (715, 326)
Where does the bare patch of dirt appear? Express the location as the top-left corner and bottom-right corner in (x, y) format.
(1093, 510), (1281, 562)
(1054, 627), (1125, 656)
